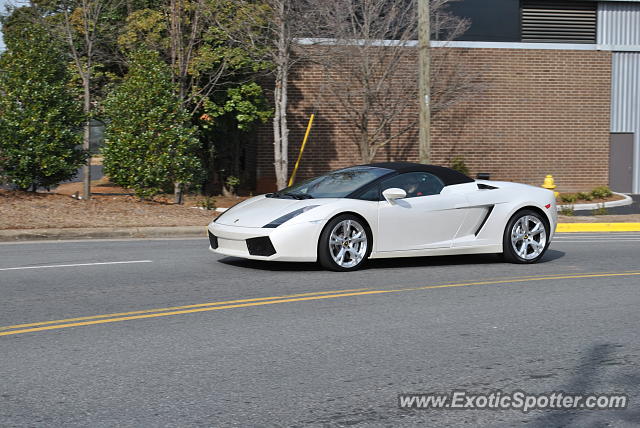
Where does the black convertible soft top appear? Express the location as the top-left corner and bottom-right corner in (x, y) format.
(361, 162), (474, 186)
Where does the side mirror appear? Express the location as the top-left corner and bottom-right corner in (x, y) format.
(382, 187), (407, 204)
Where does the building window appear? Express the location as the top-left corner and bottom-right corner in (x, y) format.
(521, 1), (597, 43)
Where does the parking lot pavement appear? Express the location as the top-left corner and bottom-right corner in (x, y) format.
(1, 234), (639, 426)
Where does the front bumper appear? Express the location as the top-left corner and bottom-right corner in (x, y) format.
(207, 221), (321, 262)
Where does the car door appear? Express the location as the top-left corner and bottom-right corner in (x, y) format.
(376, 172), (469, 252)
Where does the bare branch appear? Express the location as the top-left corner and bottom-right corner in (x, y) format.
(309, 0), (482, 163)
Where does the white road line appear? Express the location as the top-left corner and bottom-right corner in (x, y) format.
(0, 260), (153, 272)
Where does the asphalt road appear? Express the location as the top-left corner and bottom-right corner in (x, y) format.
(1, 233), (640, 427)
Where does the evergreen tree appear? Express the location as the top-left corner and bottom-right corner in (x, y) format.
(0, 11), (86, 191)
(102, 50), (202, 199)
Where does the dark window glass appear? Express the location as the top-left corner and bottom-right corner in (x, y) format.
(274, 166), (391, 199)
(357, 186), (381, 201)
(447, 0), (520, 42)
(381, 172), (445, 198)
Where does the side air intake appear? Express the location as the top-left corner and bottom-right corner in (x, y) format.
(477, 183), (498, 190)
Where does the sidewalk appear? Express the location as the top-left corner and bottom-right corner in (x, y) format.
(557, 213), (640, 232)
(0, 226), (206, 242)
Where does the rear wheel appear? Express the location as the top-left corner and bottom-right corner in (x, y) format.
(318, 214), (372, 271)
(502, 210), (549, 264)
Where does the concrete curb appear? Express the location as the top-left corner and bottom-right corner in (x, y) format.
(2, 223), (639, 242)
(556, 223), (640, 233)
(0, 226), (207, 242)
(558, 192), (633, 212)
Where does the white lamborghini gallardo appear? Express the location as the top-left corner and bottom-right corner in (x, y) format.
(208, 162), (557, 271)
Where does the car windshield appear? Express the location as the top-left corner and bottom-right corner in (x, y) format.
(268, 166), (391, 199)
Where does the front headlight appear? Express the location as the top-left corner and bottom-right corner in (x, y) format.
(263, 205), (319, 228)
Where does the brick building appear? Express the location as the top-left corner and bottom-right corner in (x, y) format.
(254, 0), (640, 194)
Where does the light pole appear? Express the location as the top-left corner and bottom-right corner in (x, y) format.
(418, 0), (430, 164)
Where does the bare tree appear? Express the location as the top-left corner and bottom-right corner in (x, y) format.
(29, 0), (121, 200)
(164, 0), (232, 115)
(166, 0), (211, 203)
(63, 0), (113, 199)
(310, 0), (480, 163)
(219, 0), (315, 190)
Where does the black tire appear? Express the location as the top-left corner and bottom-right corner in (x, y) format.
(502, 209), (550, 264)
(318, 214), (372, 271)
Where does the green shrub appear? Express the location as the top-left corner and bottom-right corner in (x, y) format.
(592, 205), (608, 216)
(559, 206), (575, 216)
(0, 16), (86, 190)
(576, 192), (593, 201)
(224, 175), (241, 196)
(102, 50), (202, 199)
(591, 186), (613, 199)
(560, 193), (578, 203)
(198, 197), (216, 210)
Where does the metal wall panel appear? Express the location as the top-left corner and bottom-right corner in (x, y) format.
(522, 1), (597, 43)
(598, 2), (640, 46)
(600, 2), (640, 192)
(611, 52), (640, 192)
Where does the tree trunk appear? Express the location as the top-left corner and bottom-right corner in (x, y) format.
(82, 76), (92, 200)
(278, 63), (289, 189)
(233, 132), (240, 178)
(359, 134), (373, 164)
(221, 184), (233, 198)
(272, 2), (289, 190)
(273, 64), (290, 190)
(272, 68), (283, 190)
(174, 182), (183, 204)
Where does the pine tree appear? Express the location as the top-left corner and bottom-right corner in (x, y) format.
(0, 12), (86, 191)
(102, 50), (202, 200)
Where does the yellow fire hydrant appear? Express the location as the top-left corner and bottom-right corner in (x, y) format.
(542, 175), (559, 197)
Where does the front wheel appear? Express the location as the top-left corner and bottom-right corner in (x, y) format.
(318, 214), (372, 271)
(502, 210), (549, 264)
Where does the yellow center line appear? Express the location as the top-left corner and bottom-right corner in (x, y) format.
(0, 288), (371, 331)
(458, 269), (640, 283)
(2, 271), (640, 337)
(2, 271), (589, 332)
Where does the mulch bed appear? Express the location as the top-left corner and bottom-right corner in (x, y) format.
(0, 180), (249, 230)
(556, 193), (625, 205)
(2, 178), (636, 230)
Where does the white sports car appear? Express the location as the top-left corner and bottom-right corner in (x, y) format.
(208, 162), (557, 271)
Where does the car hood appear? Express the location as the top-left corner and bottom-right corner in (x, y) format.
(215, 195), (329, 228)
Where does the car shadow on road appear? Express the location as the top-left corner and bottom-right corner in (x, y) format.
(218, 249), (565, 272)
(364, 249), (564, 270)
(529, 342), (639, 427)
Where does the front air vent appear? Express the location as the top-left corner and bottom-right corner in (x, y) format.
(521, 1), (597, 43)
(246, 236), (276, 256)
(208, 231), (218, 249)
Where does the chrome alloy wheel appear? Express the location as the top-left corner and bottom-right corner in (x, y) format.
(510, 215), (547, 260)
(329, 219), (368, 268)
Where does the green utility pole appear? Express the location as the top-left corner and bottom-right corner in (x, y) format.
(418, 0), (430, 164)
